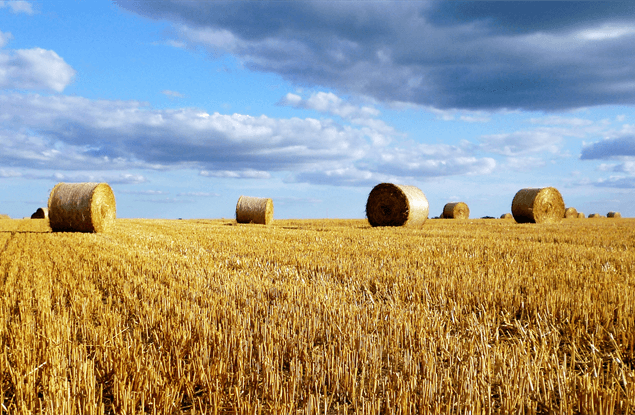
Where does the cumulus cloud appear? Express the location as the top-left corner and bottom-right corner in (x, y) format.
(0, 46), (76, 92)
(0, 92), (496, 186)
(115, 0), (635, 111)
(279, 91), (396, 145)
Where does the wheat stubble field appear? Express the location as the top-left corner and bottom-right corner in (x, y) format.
(0, 217), (633, 414)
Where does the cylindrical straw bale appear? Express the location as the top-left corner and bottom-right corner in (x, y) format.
(235, 196), (273, 225)
(48, 182), (116, 232)
(578, 212), (585, 219)
(366, 183), (429, 227)
(500, 213), (513, 219)
(607, 211), (622, 218)
(588, 213), (601, 218)
(442, 202), (469, 219)
(0, 214), (9, 220)
(564, 207), (578, 219)
(31, 207), (48, 219)
(511, 187), (565, 224)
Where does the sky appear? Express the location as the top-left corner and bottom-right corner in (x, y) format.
(1, 1), (635, 220)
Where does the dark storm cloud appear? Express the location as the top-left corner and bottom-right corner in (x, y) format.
(115, 1), (635, 111)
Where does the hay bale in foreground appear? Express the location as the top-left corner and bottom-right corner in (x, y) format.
(31, 207), (48, 219)
(511, 187), (565, 224)
(48, 182), (116, 232)
(564, 207), (578, 219)
(578, 212), (585, 219)
(366, 183), (429, 227)
(442, 202), (470, 219)
(607, 211), (622, 218)
(235, 196), (273, 225)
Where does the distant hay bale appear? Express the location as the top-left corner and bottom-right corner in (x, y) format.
(607, 211), (622, 218)
(366, 183), (429, 227)
(588, 213), (601, 218)
(0, 214), (9, 220)
(31, 207), (48, 219)
(235, 196), (273, 225)
(442, 202), (470, 219)
(48, 182), (116, 233)
(564, 207), (578, 219)
(511, 187), (565, 224)
(578, 212), (585, 219)
(500, 213), (513, 219)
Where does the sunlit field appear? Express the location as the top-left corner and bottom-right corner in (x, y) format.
(1, 217), (634, 414)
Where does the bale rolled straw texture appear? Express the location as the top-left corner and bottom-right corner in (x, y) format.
(48, 182), (116, 233)
(31, 207), (48, 219)
(500, 213), (513, 219)
(0, 214), (9, 220)
(607, 211), (622, 218)
(588, 213), (601, 218)
(366, 183), (429, 227)
(442, 202), (470, 219)
(511, 187), (565, 224)
(564, 207), (578, 219)
(235, 196), (274, 225)
(578, 212), (585, 219)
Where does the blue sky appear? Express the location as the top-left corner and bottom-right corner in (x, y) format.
(1, 1), (634, 219)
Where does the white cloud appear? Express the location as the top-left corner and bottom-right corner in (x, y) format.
(1, 92), (497, 187)
(579, 25), (635, 41)
(48, 172), (147, 184)
(0, 47), (76, 92)
(0, 168), (21, 178)
(0, 1), (33, 14)
(279, 91), (396, 145)
(161, 90), (184, 98)
(0, 30), (13, 48)
(199, 170), (271, 179)
(480, 131), (562, 156)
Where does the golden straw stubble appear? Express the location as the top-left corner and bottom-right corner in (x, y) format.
(442, 202), (469, 219)
(511, 187), (565, 224)
(48, 182), (116, 232)
(366, 183), (429, 227)
(236, 196), (274, 225)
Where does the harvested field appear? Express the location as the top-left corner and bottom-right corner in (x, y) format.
(0, 217), (634, 414)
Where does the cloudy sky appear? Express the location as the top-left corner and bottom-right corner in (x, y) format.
(1, 1), (634, 219)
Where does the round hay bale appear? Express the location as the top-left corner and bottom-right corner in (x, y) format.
(588, 213), (601, 218)
(365, 183), (429, 227)
(235, 196), (273, 225)
(577, 212), (585, 219)
(0, 214), (10, 220)
(500, 213), (513, 219)
(442, 202), (470, 219)
(511, 187), (565, 224)
(564, 207), (578, 219)
(31, 207), (48, 219)
(48, 182), (116, 233)
(607, 211), (622, 218)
